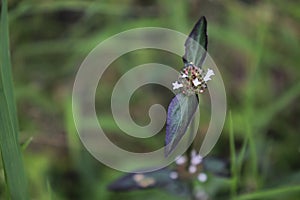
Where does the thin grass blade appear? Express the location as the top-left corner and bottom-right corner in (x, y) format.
(0, 0), (29, 199)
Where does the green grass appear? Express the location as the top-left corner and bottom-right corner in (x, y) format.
(46, 179), (53, 200)
(229, 111), (237, 198)
(0, 0), (29, 199)
(1, 0), (300, 199)
(235, 185), (300, 200)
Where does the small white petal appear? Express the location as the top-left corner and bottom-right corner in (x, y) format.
(169, 171), (178, 179)
(191, 154), (203, 165)
(197, 173), (208, 182)
(192, 78), (202, 86)
(188, 165), (197, 174)
(172, 81), (183, 90)
(175, 155), (187, 165)
(203, 69), (215, 82)
(181, 73), (188, 78)
(191, 150), (197, 158)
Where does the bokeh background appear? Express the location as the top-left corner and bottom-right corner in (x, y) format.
(1, 0), (300, 199)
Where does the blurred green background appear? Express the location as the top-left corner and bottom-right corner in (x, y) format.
(1, 0), (300, 199)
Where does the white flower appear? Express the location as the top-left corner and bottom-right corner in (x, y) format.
(169, 171), (178, 179)
(175, 155), (187, 165)
(172, 81), (183, 90)
(191, 154), (203, 165)
(197, 173), (208, 182)
(203, 69), (215, 82)
(181, 73), (188, 78)
(191, 149), (197, 157)
(192, 78), (202, 86)
(188, 165), (197, 174)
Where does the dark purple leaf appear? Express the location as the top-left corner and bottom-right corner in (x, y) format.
(108, 168), (191, 197)
(165, 93), (199, 156)
(108, 168), (173, 191)
(182, 16), (208, 68)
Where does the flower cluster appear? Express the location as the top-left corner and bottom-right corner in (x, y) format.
(172, 62), (215, 95)
(169, 150), (207, 183)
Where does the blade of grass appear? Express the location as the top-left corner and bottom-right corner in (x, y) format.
(21, 137), (33, 151)
(65, 97), (81, 166)
(0, 0), (29, 199)
(234, 185), (300, 200)
(256, 81), (300, 129)
(236, 133), (248, 178)
(244, 119), (258, 181)
(229, 111), (237, 198)
(0, 0), (19, 136)
(66, 97), (98, 199)
(239, 15), (266, 185)
(47, 180), (53, 200)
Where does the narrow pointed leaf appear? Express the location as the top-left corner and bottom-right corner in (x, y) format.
(182, 16), (208, 68)
(165, 94), (198, 156)
(0, 0), (29, 199)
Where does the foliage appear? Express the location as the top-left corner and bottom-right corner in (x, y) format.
(0, 0), (29, 199)
(0, 0), (299, 199)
